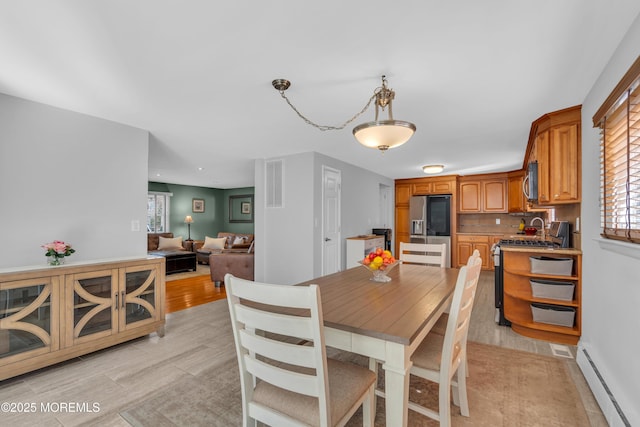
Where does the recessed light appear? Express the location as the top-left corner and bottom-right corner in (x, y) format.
(422, 164), (444, 174)
(197, 167), (204, 171)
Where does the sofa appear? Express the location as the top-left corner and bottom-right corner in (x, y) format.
(209, 252), (254, 287)
(196, 232), (255, 264)
(147, 232), (197, 274)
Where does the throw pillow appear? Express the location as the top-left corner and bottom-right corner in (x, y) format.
(233, 236), (246, 246)
(203, 236), (226, 250)
(158, 236), (183, 250)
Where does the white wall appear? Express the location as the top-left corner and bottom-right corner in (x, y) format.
(254, 152), (394, 285)
(312, 153), (394, 276)
(579, 13), (640, 426)
(254, 153), (315, 285)
(0, 93), (149, 269)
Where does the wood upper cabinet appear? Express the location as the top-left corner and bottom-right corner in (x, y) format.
(483, 180), (507, 212)
(549, 124), (580, 203)
(395, 183), (411, 207)
(459, 181), (481, 212)
(458, 176), (507, 213)
(508, 171), (526, 213)
(525, 105), (581, 206)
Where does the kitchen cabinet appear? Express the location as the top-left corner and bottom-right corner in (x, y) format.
(526, 106), (581, 205)
(508, 171), (526, 213)
(502, 248), (581, 345)
(456, 235), (491, 270)
(458, 176), (507, 213)
(0, 257), (165, 381)
(394, 177), (457, 256)
(412, 180), (453, 195)
(346, 236), (384, 268)
(395, 183), (411, 253)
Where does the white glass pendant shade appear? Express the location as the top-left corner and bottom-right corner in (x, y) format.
(353, 120), (416, 151)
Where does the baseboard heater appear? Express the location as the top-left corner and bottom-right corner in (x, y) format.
(580, 348), (631, 426)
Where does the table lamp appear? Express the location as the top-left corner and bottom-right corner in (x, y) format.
(184, 215), (193, 241)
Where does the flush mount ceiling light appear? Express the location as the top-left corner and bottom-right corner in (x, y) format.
(422, 164), (444, 174)
(272, 75), (416, 152)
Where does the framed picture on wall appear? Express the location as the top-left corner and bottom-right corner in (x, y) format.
(229, 194), (253, 223)
(192, 198), (205, 213)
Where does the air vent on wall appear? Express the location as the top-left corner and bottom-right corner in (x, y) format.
(266, 159), (283, 208)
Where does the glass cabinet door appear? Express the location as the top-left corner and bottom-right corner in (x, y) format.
(0, 277), (58, 361)
(67, 270), (117, 345)
(120, 265), (160, 330)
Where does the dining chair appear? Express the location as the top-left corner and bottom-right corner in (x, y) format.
(399, 242), (447, 267)
(225, 273), (377, 427)
(407, 253), (483, 426)
(431, 249), (481, 335)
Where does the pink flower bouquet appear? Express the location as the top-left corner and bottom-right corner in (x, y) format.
(42, 240), (75, 265)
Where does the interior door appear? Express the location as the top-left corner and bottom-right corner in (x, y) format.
(322, 166), (341, 275)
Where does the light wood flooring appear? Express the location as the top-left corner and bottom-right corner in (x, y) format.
(0, 270), (607, 426)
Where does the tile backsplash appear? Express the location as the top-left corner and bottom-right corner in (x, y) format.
(457, 204), (581, 248)
(458, 213), (541, 234)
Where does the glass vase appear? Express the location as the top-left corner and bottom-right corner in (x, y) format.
(47, 256), (65, 266)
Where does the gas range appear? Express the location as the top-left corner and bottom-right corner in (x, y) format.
(497, 239), (558, 248)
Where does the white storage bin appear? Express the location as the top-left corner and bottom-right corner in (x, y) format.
(529, 256), (573, 276)
(530, 279), (575, 301)
(531, 303), (575, 327)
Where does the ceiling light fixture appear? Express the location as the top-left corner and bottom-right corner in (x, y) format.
(272, 75), (416, 152)
(422, 164), (444, 174)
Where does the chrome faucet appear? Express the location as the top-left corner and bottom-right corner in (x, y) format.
(530, 217), (545, 238)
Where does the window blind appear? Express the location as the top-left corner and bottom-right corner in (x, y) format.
(594, 57), (640, 243)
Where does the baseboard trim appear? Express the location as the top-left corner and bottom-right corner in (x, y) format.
(577, 346), (631, 427)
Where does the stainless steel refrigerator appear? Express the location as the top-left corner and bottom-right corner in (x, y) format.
(409, 195), (452, 267)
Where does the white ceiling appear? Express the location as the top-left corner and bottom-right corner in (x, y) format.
(2, 1), (639, 188)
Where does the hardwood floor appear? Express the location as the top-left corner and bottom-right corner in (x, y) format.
(165, 274), (226, 314)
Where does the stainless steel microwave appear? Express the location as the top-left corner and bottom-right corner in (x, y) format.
(523, 161), (538, 202)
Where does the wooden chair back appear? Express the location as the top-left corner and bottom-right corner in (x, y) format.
(441, 254), (482, 380)
(399, 242), (447, 267)
(225, 274), (332, 425)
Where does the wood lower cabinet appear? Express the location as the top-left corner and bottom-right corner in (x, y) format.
(502, 249), (581, 345)
(456, 235), (491, 270)
(0, 257), (165, 381)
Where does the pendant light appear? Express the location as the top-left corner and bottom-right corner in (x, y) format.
(272, 75), (415, 152)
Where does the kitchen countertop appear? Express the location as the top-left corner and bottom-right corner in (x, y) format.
(499, 246), (582, 255)
(456, 232), (506, 235)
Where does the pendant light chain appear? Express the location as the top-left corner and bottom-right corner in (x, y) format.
(276, 88), (377, 131)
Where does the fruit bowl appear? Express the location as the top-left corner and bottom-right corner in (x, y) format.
(359, 260), (400, 282)
(524, 227), (538, 236)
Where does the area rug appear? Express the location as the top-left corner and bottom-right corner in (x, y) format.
(165, 264), (210, 281)
(121, 340), (589, 426)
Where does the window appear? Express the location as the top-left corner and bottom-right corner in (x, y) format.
(593, 56), (640, 243)
(147, 192), (172, 232)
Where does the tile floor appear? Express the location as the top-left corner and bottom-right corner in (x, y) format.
(0, 271), (608, 426)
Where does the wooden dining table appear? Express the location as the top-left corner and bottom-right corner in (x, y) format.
(295, 262), (460, 427)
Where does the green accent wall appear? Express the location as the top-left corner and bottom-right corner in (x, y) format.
(148, 182), (254, 240)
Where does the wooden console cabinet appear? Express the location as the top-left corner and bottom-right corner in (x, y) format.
(502, 248), (581, 345)
(0, 257), (165, 380)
